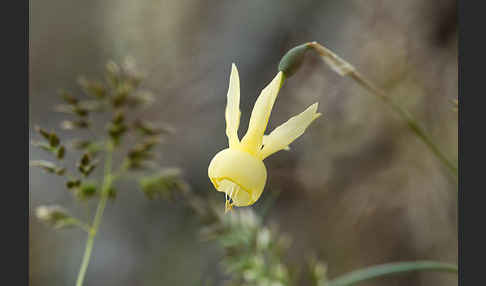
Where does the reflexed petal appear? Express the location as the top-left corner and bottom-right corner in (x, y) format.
(225, 63), (241, 147)
(259, 103), (321, 159)
(263, 135), (289, 151)
(241, 72), (284, 154)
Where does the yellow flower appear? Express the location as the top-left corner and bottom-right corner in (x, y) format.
(208, 64), (321, 212)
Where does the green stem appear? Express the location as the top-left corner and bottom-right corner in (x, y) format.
(326, 261), (458, 286)
(306, 42), (458, 183)
(349, 72), (458, 181)
(67, 218), (92, 233)
(75, 142), (114, 286)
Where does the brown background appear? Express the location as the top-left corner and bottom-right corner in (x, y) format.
(29, 0), (458, 285)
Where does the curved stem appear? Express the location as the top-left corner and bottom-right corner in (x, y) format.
(306, 42), (458, 183)
(349, 71), (458, 179)
(67, 218), (92, 233)
(326, 261), (458, 286)
(75, 142), (114, 286)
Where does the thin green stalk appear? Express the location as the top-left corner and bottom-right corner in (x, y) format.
(349, 71), (458, 179)
(75, 141), (114, 286)
(67, 218), (92, 233)
(326, 261), (458, 286)
(306, 42), (458, 182)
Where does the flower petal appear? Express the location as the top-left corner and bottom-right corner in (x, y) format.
(263, 135), (290, 151)
(208, 148), (267, 206)
(241, 72), (284, 154)
(259, 103), (321, 159)
(225, 64), (241, 147)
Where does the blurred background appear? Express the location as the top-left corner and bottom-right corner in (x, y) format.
(29, 0), (458, 285)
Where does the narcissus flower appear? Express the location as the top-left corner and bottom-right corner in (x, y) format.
(208, 64), (321, 212)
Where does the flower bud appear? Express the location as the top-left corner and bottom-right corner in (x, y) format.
(278, 43), (311, 78)
(30, 160), (65, 176)
(36, 205), (70, 228)
(56, 146), (65, 159)
(139, 168), (186, 200)
(76, 182), (97, 200)
(34, 126), (51, 140)
(66, 179), (81, 189)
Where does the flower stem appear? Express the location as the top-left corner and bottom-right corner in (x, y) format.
(326, 261), (458, 286)
(75, 141), (114, 286)
(68, 218), (92, 233)
(349, 71), (458, 179)
(306, 42), (458, 182)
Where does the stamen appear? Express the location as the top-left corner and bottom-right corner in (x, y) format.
(224, 183), (237, 213)
(225, 192), (232, 213)
(225, 199), (233, 213)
